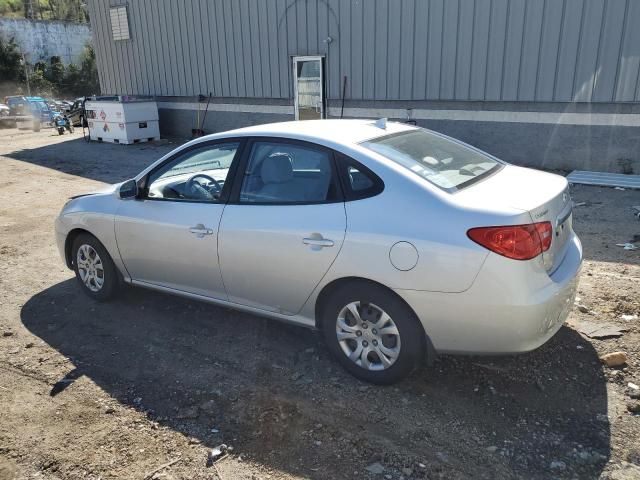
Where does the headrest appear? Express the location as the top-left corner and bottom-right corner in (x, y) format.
(261, 153), (293, 184)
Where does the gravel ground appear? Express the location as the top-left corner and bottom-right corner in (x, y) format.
(0, 127), (638, 480)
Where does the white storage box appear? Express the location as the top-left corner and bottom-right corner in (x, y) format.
(85, 97), (160, 144)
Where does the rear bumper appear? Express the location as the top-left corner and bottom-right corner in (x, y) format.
(395, 233), (582, 354)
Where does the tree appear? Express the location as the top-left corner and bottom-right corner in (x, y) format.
(0, 35), (23, 82)
(0, 39), (99, 98)
(0, 0), (22, 17)
(45, 55), (65, 85)
(0, 0), (88, 21)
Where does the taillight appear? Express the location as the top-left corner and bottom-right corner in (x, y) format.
(467, 222), (552, 260)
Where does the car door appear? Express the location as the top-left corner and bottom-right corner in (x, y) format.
(218, 138), (346, 315)
(115, 140), (243, 299)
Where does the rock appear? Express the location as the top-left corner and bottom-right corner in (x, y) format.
(199, 399), (217, 415)
(574, 319), (627, 339)
(401, 467), (413, 476)
(550, 460), (566, 470)
(436, 452), (448, 462)
(602, 462), (640, 480)
(576, 304), (591, 314)
(600, 352), (628, 368)
(486, 446), (498, 453)
(2, 331), (13, 337)
(626, 402), (640, 414)
(365, 462), (385, 475)
(207, 444), (228, 466)
(175, 406), (199, 419)
(575, 450), (605, 465)
(25, 342), (34, 348)
(104, 407), (115, 414)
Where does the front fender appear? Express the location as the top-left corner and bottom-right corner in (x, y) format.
(55, 191), (128, 280)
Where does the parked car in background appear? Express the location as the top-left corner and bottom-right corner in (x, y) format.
(6, 96), (56, 126)
(0, 103), (12, 128)
(55, 120), (582, 384)
(67, 98), (88, 127)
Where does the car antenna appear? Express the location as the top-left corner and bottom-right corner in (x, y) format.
(374, 117), (387, 129)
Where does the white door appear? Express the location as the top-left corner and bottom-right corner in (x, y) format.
(219, 139), (345, 315)
(293, 56), (324, 120)
(115, 141), (242, 299)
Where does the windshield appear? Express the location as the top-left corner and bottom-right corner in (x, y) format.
(156, 146), (236, 180)
(361, 129), (502, 192)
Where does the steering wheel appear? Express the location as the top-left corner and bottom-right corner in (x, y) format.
(185, 174), (222, 200)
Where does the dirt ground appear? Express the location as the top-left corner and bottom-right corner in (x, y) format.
(0, 127), (638, 480)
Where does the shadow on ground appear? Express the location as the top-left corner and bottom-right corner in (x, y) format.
(4, 134), (178, 184)
(21, 279), (611, 479)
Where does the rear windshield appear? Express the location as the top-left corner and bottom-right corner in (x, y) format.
(361, 129), (502, 192)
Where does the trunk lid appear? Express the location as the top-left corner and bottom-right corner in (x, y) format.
(455, 165), (573, 272)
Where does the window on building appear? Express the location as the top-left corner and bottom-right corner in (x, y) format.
(110, 6), (130, 41)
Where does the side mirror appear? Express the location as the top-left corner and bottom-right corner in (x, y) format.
(119, 179), (138, 199)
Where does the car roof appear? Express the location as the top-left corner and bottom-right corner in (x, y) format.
(223, 119), (418, 146)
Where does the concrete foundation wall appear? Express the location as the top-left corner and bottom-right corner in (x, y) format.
(157, 98), (640, 174)
(0, 18), (91, 65)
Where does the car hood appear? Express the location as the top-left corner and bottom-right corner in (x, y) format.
(70, 183), (120, 200)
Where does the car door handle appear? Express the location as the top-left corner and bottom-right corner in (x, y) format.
(189, 224), (214, 237)
(303, 237), (334, 247)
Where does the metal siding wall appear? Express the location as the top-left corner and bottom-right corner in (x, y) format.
(455, 0), (474, 100)
(615, 0), (640, 101)
(89, 0), (640, 102)
(518, 0), (544, 101)
(535, 0), (563, 102)
(469, 0), (490, 100)
(593, 0), (627, 102)
(412, 0), (429, 98)
(426, 0), (444, 99)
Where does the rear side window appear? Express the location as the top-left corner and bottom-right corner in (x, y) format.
(239, 141), (340, 204)
(361, 129), (502, 192)
(336, 154), (384, 201)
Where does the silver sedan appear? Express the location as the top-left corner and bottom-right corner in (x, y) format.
(55, 120), (582, 384)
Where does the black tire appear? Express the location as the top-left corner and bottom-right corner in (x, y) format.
(58, 127), (64, 135)
(71, 234), (119, 301)
(320, 281), (425, 384)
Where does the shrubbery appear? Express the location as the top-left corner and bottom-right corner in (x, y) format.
(0, 35), (99, 99)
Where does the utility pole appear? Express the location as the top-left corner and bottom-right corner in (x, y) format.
(21, 53), (31, 96)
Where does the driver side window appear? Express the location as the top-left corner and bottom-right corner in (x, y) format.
(145, 142), (240, 202)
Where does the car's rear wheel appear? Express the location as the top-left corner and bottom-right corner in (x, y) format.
(321, 282), (424, 384)
(72, 234), (119, 301)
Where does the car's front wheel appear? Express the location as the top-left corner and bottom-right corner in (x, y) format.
(72, 234), (119, 301)
(321, 282), (425, 384)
